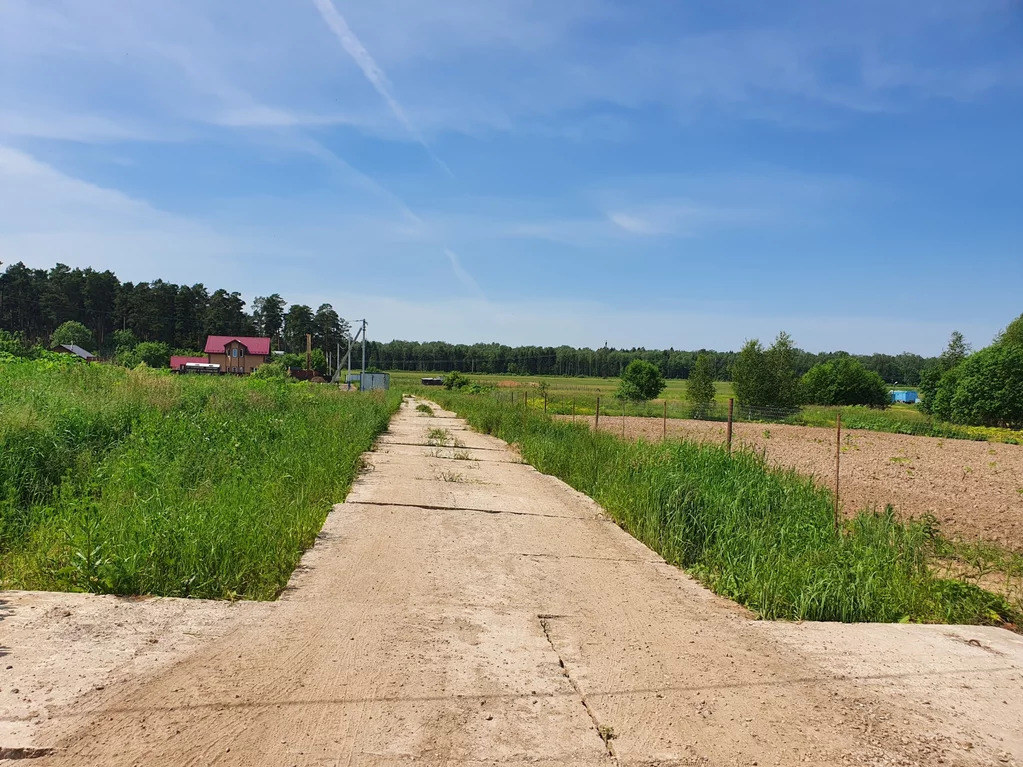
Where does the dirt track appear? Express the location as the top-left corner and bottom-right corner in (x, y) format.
(572, 415), (1023, 549)
(2, 398), (1022, 766)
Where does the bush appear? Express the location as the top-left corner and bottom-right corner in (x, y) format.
(127, 341), (171, 368)
(801, 358), (889, 407)
(616, 359), (665, 402)
(251, 361), (289, 381)
(444, 371), (472, 390)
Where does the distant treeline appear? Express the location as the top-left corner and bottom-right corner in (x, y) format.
(0, 261), (935, 382)
(368, 340), (935, 384)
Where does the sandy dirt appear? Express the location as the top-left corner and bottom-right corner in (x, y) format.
(1, 398), (1021, 766)
(570, 415), (1023, 549)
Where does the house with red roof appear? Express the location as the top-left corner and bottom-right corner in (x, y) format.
(203, 336), (272, 375)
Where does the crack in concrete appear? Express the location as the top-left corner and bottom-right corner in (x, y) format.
(375, 441), (511, 453)
(538, 616), (618, 761)
(0, 747), (56, 760)
(519, 553), (655, 563)
(350, 501), (604, 521)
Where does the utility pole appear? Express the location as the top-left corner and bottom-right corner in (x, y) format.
(361, 319), (367, 374)
(305, 333), (312, 372)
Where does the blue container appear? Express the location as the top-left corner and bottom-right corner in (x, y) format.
(890, 390), (918, 404)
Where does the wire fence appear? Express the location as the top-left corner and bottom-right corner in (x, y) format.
(485, 387), (1020, 444)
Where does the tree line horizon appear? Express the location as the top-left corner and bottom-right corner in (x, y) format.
(0, 260), (956, 383)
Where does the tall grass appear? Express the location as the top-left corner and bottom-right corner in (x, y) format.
(0, 362), (399, 599)
(424, 389), (1013, 625)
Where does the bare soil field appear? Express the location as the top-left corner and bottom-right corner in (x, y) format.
(1, 399), (1021, 766)
(572, 415), (1023, 549)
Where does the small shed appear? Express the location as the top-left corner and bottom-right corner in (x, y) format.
(890, 390), (918, 404)
(52, 344), (97, 361)
(170, 355), (210, 372)
(348, 372), (390, 391)
(421, 377), (444, 386)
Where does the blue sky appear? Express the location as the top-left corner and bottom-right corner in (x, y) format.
(1, 0), (1020, 354)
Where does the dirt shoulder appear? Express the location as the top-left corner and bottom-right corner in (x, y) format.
(1, 398), (1021, 766)
(569, 414), (1023, 549)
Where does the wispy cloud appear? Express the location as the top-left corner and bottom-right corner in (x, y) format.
(310, 0), (452, 175)
(444, 249), (486, 299)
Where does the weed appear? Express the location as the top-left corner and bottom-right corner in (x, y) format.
(438, 470), (465, 483)
(416, 403), (434, 415)
(426, 427), (451, 446)
(453, 450), (474, 460)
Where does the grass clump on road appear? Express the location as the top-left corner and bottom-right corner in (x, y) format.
(423, 390), (1014, 625)
(1, 361), (399, 599)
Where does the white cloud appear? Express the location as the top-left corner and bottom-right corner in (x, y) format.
(0, 145), (253, 283)
(444, 249), (486, 299)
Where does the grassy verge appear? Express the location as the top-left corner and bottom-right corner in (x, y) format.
(1, 361), (399, 599)
(420, 388), (1015, 625)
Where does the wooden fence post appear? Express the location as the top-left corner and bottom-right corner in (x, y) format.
(663, 400), (667, 440)
(834, 412), (842, 532)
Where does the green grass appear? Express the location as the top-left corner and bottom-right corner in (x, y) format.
(0, 361), (399, 599)
(392, 371), (1022, 445)
(419, 387), (1014, 625)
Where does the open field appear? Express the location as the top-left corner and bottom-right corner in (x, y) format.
(390, 371), (1022, 444)
(0, 360), (399, 599)
(4, 397), (1021, 766)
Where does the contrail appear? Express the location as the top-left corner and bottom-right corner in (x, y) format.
(311, 0), (453, 176)
(445, 249), (486, 300)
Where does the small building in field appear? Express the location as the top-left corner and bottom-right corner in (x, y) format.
(421, 377), (444, 386)
(52, 343), (97, 361)
(890, 390), (918, 404)
(347, 372), (390, 391)
(170, 355), (211, 372)
(203, 336), (272, 375)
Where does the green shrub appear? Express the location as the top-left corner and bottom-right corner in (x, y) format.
(616, 359), (665, 402)
(802, 358), (889, 407)
(444, 371), (471, 390)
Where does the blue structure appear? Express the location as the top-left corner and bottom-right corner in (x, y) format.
(890, 390), (918, 404)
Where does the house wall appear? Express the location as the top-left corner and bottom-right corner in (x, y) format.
(208, 340), (269, 374)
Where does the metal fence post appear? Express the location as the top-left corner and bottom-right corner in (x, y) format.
(595, 396), (600, 431)
(834, 412), (842, 532)
(726, 398), (734, 453)
(663, 400), (667, 440)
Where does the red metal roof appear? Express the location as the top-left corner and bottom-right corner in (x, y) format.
(170, 355), (208, 369)
(203, 336), (272, 355)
